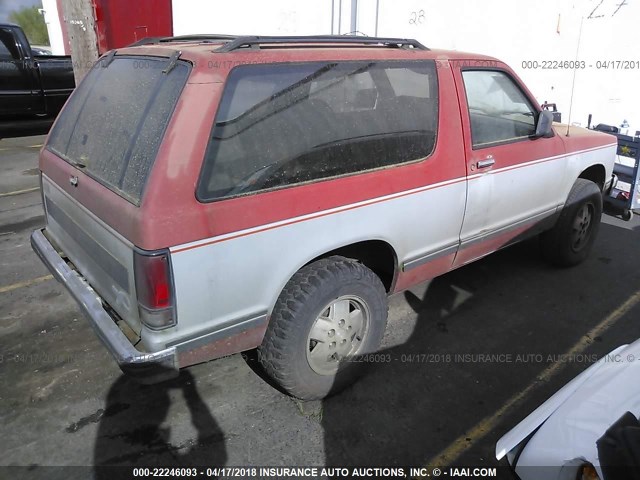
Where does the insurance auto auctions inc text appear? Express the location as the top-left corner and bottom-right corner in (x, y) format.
(247, 466), (497, 477)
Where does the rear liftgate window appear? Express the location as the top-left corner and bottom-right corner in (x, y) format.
(47, 56), (190, 204)
(197, 60), (438, 201)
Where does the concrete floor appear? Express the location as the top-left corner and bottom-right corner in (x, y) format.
(2, 134), (640, 479)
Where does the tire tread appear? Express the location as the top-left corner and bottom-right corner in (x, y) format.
(541, 178), (602, 267)
(257, 256), (387, 399)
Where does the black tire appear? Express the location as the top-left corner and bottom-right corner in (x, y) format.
(257, 256), (388, 400)
(541, 178), (603, 267)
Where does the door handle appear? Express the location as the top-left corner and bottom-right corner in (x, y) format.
(477, 157), (495, 169)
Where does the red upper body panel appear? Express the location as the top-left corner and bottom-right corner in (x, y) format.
(39, 42), (615, 251)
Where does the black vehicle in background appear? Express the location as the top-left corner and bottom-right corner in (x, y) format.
(0, 23), (74, 135)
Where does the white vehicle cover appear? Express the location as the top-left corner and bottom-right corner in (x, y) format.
(496, 340), (640, 479)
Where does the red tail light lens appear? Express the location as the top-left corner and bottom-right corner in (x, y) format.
(135, 253), (171, 309)
(134, 250), (176, 329)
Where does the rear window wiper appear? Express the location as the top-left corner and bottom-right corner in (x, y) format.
(163, 50), (182, 74)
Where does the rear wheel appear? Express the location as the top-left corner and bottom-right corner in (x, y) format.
(257, 256), (388, 400)
(541, 179), (602, 267)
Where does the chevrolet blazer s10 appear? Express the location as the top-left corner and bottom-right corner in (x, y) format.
(31, 35), (617, 400)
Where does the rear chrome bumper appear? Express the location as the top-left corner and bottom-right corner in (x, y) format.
(31, 228), (178, 382)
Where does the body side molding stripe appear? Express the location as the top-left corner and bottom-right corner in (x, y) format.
(403, 243), (459, 271)
(402, 207), (558, 272)
(459, 207), (559, 250)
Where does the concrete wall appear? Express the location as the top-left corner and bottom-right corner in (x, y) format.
(365, 0), (639, 132)
(172, 0), (336, 36)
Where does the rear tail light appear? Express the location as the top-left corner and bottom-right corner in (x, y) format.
(134, 249), (176, 330)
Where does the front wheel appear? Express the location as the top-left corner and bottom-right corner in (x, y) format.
(541, 179), (603, 267)
(257, 256), (388, 400)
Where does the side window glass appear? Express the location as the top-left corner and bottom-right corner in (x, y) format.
(197, 60), (439, 201)
(386, 66), (432, 98)
(0, 28), (19, 60)
(462, 70), (536, 148)
(310, 70), (378, 112)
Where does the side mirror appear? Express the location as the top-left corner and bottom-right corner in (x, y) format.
(535, 110), (554, 138)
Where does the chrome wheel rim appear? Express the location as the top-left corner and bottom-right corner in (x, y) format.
(306, 295), (370, 376)
(571, 203), (594, 251)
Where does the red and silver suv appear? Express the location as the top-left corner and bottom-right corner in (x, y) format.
(31, 35), (616, 399)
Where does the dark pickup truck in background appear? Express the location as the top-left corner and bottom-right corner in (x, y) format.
(0, 23), (74, 135)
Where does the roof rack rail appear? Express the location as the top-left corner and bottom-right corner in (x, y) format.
(128, 37), (166, 47)
(128, 34), (238, 47)
(215, 35), (428, 52)
(159, 34), (238, 43)
(127, 34), (429, 51)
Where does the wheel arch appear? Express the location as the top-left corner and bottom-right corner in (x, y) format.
(262, 238), (399, 339)
(301, 239), (399, 293)
(268, 239), (399, 318)
(578, 164), (606, 191)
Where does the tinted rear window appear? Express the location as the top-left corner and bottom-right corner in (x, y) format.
(47, 56), (189, 204)
(197, 60), (438, 201)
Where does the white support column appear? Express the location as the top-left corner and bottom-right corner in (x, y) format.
(40, 0), (66, 55)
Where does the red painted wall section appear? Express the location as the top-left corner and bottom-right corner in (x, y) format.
(93, 0), (173, 53)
